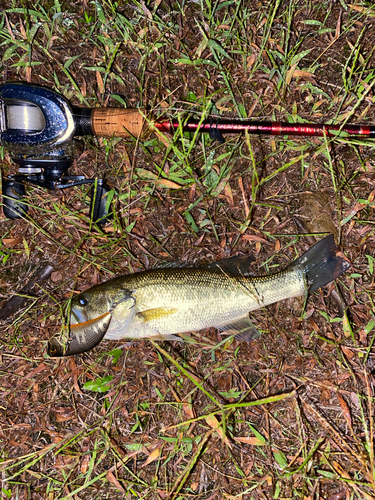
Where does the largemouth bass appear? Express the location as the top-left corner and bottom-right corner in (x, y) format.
(48, 235), (350, 356)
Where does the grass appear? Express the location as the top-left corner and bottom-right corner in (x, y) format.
(1, 0), (375, 498)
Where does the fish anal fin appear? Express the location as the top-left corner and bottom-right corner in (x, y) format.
(150, 333), (183, 341)
(137, 307), (178, 323)
(218, 316), (261, 343)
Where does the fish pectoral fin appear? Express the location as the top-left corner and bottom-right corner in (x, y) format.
(136, 307), (178, 323)
(218, 316), (261, 343)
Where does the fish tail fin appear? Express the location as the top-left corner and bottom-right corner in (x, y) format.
(290, 235), (350, 292)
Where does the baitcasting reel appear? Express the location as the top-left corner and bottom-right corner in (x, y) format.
(0, 83), (145, 224)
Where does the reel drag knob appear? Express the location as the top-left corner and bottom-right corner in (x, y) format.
(2, 179), (28, 219)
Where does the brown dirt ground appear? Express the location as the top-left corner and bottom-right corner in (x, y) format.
(1, 1), (375, 499)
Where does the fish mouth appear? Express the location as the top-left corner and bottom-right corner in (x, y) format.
(70, 307), (88, 325)
(48, 337), (66, 357)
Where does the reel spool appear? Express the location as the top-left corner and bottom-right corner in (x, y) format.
(0, 83), (113, 224)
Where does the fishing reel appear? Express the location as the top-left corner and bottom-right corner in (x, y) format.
(0, 82), (125, 224)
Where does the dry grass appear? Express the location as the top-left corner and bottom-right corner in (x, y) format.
(1, 0), (375, 499)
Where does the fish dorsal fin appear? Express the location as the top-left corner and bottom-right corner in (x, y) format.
(137, 307), (178, 323)
(153, 261), (188, 269)
(207, 255), (254, 276)
(218, 315), (261, 343)
(154, 255), (253, 275)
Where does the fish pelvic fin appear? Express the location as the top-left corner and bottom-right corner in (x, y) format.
(218, 315), (261, 343)
(289, 235), (350, 292)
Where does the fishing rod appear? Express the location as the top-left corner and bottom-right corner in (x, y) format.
(1, 82), (374, 222)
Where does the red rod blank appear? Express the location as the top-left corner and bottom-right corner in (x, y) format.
(154, 119), (374, 138)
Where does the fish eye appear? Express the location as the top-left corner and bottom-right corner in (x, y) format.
(78, 296), (88, 307)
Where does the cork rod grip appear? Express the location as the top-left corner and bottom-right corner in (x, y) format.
(91, 108), (146, 138)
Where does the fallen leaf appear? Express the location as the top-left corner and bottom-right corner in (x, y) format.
(96, 70), (104, 94)
(233, 436), (265, 446)
(2, 238), (22, 247)
(106, 470), (126, 492)
(141, 447), (161, 467)
(81, 454), (90, 474)
(205, 414), (232, 449)
(24, 363), (46, 380)
(50, 271), (63, 282)
(336, 393), (353, 430)
(70, 357), (83, 394)
(241, 234), (270, 244)
(182, 402), (195, 420)
(293, 69), (315, 78)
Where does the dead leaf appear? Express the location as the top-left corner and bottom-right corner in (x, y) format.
(350, 392), (361, 411)
(106, 470), (126, 492)
(341, 346), (355, 359)
(2, 237), (22, 247)
(343, 201), (366, 221)
(238, 177), (249, 218)
(336, 393), (353, 430)
(154, 179), (182, 189)
(70, 357), (83, 394)
(51, 271), (63, 282)
(348, 4), (375, 18)
(224, 183), (234, 208)
(96, 70), (104, 94)
(241, 234), (270, 244)
(293, 69), (315, 79)
(336, 372), (351, 385)
(182, 402), (195, 420)
(319, 388), (331, 402)
(24, 363), (46, 380)
(26, 65), (31, 83)
(54, 454), (77, 469)
(140, 0), (152, 20)
(54, 413), (73, 423)
(233, 436), (265, 446)
(285, 62), (298, 86)
(81, 454), (90, 474)
(205, 415), (232, 449)
(141, 447), (161, 467)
